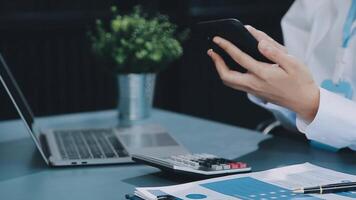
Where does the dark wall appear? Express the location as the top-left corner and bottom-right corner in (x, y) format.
(0, 0), (159, 120)
(0, 0), (294, 129)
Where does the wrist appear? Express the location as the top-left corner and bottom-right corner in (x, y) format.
(296, 86), (320, 123)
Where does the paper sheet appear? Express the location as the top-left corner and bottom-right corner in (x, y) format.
(135, 163), (356, 200)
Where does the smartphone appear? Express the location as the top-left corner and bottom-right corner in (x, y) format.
(196, 18), (272, 73)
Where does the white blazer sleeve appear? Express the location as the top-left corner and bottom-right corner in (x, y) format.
(296, 88), (356, 150)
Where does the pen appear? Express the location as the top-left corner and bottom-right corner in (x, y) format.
(293, 182), (356, 194)
(157, 195), (177, 200)
(125, 194), (144, 200)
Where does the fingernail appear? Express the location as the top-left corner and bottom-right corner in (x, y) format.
(207, 49), (213, 56)
(213, 36), (221, 44)
(259, 40), (273, 52)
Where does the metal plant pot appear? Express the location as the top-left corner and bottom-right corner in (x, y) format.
(117, 73), (156, 125)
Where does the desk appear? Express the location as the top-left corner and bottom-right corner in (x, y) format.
(0, 109), (355, 200)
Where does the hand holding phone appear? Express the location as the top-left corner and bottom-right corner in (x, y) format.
(196, 18), (273, 72)
(201, 19), (320, 123)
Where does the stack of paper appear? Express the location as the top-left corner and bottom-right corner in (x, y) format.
(133, 163), (356, 200)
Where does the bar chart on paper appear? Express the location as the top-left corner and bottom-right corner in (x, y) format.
(145, 179), (356, 200)
(134, 164), (356, 200)
(201, 177), (322, 200)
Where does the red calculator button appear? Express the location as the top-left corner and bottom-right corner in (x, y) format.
(229, 163), (240, 169)
(229, 162), (247, 169)
(236, 162), (247, 168)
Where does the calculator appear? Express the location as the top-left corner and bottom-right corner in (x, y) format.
(132, 153), (251, 178)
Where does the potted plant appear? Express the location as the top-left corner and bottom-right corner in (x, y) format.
(90, 6), (188, 125)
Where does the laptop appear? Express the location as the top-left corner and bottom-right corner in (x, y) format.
(0, 53), (188, 166)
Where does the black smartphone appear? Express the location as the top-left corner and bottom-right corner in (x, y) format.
(196, 18), (272, 73)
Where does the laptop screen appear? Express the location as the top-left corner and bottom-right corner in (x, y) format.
(0, 53), (36, 131)
(0, 53), (49, 164)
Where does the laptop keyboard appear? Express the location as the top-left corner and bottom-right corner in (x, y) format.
(54, 129), (129, 160)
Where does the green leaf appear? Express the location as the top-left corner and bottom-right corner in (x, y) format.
(89, 5), (189, 73)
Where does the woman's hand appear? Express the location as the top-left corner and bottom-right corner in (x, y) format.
(207, 25), (320, 122)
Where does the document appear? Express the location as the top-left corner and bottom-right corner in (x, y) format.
(134, 163), (356, 200)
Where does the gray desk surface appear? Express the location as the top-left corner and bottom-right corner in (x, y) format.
(0, 109), (355, 200)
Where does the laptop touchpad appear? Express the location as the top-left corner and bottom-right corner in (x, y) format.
(119, 131), (179, 148)
(116, 124), (180, 149)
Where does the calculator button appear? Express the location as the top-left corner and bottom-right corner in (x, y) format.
(230, 163), (241, 169)
(211, 165), (223, 171)
(229, 162), (247, 169)
(222, 164), (231, 170)
(236, 162), (247, 168)
(166, 154), (249, 172)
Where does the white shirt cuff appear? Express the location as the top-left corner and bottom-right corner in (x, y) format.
(296, 88), (356, 149)
(247, 94), (267, 106)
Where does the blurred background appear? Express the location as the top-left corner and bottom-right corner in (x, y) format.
(0, 0), (294, 129)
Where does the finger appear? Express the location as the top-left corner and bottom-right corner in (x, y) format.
(207, 49), (250, 87)
(258, 40), (297, 72)
(245, 25), (287, 53)
(212, 36), (267, 76)
(224, 72), (262, 93)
